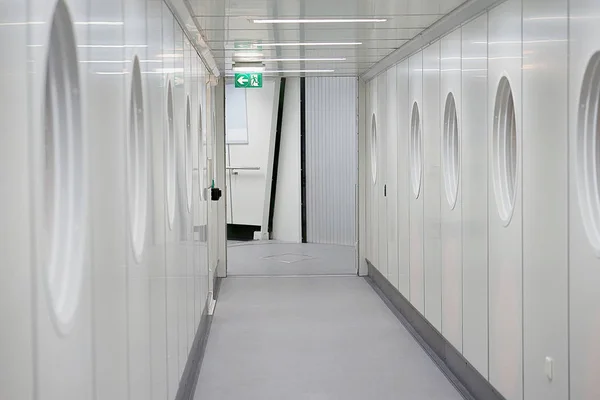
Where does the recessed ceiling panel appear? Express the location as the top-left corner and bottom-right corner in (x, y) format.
(186, 0), (467, 76)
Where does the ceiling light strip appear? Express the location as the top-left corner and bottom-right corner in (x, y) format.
(253, 18), (387, 24)
(263, 58), (346, 62)
(258, 42), (361, 47)
(226, 69), (335, 74)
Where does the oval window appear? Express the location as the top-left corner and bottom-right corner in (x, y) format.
(127, 57), (148, 261)
(371, 113), (377, 183)
(491, 76), (518, 225)
(443, 93), (460, 209)
(166, 81), (176, 229)
(44, 0), (86, 331)
(576, 52), (600, 254)
(410, 102), (423, 198)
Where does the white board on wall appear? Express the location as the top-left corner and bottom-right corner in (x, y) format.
(225, 83), (249, 144)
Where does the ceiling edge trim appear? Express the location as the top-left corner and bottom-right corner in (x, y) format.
(361, 0), (504, 81)
(163, 0), (221, 77)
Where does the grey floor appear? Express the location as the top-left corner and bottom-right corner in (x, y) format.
(227, 241), (356, 276)
(194, 247), (464, 399)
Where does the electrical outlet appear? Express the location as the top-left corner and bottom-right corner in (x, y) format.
(545, 357), (554, 381)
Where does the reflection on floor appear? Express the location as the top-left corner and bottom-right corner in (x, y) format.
(226, 241), (356, 276)
(194, 276), (463, 400)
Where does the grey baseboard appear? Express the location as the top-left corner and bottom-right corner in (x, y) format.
(366, 260), (506, 400)
(175, 297), (215, 400)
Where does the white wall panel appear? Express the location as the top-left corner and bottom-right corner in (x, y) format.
(488, 1), (523, 399)
(173, 24), (189, 385)
(386, 69), (399, 286)
(461, 14), (489, 379)
(396, 61), (411, 296)
(376, 73), (388, 277)
(522, 0), (569, 399)
(147, 1), (169, 398)
(125, 1), (152, 398)
(163, 10), (180, 398)
(88, 0), (129, 397)
(409, 52), (425, 313)
(28, 0), (94, 399)
(367, 79), (378, 267)
(0, 1), (215, 399)
(423, 42), (442, 330)
(305, 77), (358, 246)
(183, 36), (196, 373)
(0, 1), (33, 399)
(440, 29), (463, 352)
(569, 0), (600, 398)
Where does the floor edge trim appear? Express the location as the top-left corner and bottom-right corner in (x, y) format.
(175, 278), (222, 400)
(365, 260), (506, 400)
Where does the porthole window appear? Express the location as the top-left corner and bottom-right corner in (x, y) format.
(410, 102), (423, 198)
(492, 76), (518, 225)
(127, 57), (148, 262)
(185, 96), (193, 212)
(166, 81), (176, 229)
(371, 113), (377, 183)
(443, 93), (460, 209)
(44, 0), (86, 331)
(576, 52), (600, 254)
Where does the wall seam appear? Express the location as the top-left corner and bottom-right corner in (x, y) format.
(566, 0), (571, 397)
(486, 8), (491, 383)
(520, 0), (525, 398)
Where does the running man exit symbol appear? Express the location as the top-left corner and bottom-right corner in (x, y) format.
(234, 73), (263, 88)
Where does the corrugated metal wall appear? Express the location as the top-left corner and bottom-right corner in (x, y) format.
(305, 77), (358, 246)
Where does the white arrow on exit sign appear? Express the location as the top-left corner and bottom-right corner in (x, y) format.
(237, 75), (248, 85)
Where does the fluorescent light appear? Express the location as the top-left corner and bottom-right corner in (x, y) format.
(80, 60), (162, 63)
(263, 57), (346, 62)
(78, 44), (148, 48)
(0, 21), (44, 26)
(157, 54), (183, 58)
(232, 65), (266, 72)
(233, 51), (264, 58)
(74, 21), (124, 26)
(154, 68), (184, 73)
(265, 70), (335, 73)
(259, 42), (361, 47)
(96, 71), (128, 75)
(253, 18), (387, 24)
(227, 69), (335, 74)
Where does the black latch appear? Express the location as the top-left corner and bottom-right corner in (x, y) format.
(384, 184), (387, 197)
(211, 187), (222, 201)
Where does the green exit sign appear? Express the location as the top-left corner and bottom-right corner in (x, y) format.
(235, 73), (263, 88)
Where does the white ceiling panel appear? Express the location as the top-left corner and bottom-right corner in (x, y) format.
(184, 0), (468, 76)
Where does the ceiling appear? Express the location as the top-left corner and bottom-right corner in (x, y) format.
(184, 0), (468, 77)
